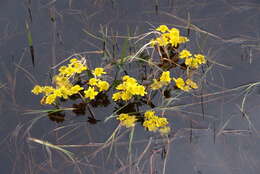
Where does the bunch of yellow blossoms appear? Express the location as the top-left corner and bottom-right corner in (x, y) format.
(173, 77), (198, 91)
(112, 75), (147, 101)
(179, 49), (206, 69)
(85, 68), (110, 100)
(32, 58), (87, 104)
(149, 71), (198, 92)
(150, 71), (171, 90)
(58, 58), (88, 77)
(143, 110), (170, 134)
(150, 25), (189, 47)
(117, 111), (170, 135)
(117, 113), (138, 128)
(32, 58), (110, 104)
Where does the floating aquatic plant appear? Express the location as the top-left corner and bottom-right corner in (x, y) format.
(31, 25), (207, 136)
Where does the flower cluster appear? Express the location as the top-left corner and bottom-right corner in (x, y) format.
(31, 59), (88, 104)
(142, 110), (170, 134)
(179, 49), (206, 69)
(32, 58), (110, 104)
(150, 71), (171, 90)
(117, 113), (138, 128)
(112, 75), (147, 101)
(58, 58), (88, 77)
(85, 68), (110, 100)
(173, 77), (198, 91)
(150, 25), (189, 47)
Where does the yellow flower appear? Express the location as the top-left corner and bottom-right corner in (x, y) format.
(179, 49), (192, 59)
(144, 110), (155, 119)
(134, 85), (147, 96)
(194, 54), (206, 64)
(54, 75), (72, 88)
(113, 75), (146, 101)
(121, 91), (132, 101)
(45, 94), (57, 104)
(117, 113), (137, 128)
(122, 75), (137, 84)
(70, 85), (84, 94)
(156, 36), (169, 46)
(84, 87), (98, 100)
(69, 58), (78, 63)
(156, 25), (169, 33)
(185, 57), (199, 69)
(112, 92), (122, 101)
(59, 86), (71, 99)
(53, 88), (63, 97)
(169, 28), (180, 35)
(186, 79), (198, 89)
(179, 36), (189, 44)
(42, 86), (55, 95)
(88, 78), (100, 86)
(32, 85), (43, 95)
(160, 71), (171, 83)
(173, 77), (185, 89)
(58, 66), (67, 74)
(173, 77), (191, 91)
(92, 68), (106, 77)
(97, 80), (110, 92)
(143, 120), (158, 131)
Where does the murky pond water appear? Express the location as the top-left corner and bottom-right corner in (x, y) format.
(1, 0), (260, 173)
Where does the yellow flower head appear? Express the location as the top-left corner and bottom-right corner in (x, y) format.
(92, 68), (106, 77)
(156, 25), (169, 33)
(173, 77), (191, 91)
(186, 79), (198, 89)
(32, 85), (43, 95)
(179, 49), (192, 59)
(113, 75), (146, 101)
(84, 87), (98, 100)
(143, 110), (169, 132)
(70, 85), (84, 95)
(42, 86), (55, 95)
(194, 54), (206, 64)
(45, 94), (57, 104)
(112, 92), (122, 101)
(121, 91), (132, 101)
(185, 57), (199, 69)
(88, 78), (100, 86)
(117, 113), (137, 128)
(169, 28), (180, 35)
(160, 71), (171, 83)
(97, 80), (110, 92)
(144, 110), (156, 119)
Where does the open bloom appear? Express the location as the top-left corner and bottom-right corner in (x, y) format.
(112, 75), (147, 101)
(156, 25), (169, 33)
(179, 49), (192, 59)
(117, 113), (138, 128)
(92, 68), (106, 77)
(143, 110), (170, 132)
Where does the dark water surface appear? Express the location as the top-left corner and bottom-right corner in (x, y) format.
(1, 0), (260, 173)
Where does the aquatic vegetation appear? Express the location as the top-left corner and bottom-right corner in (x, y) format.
(112, 75), (147, 101)
(150, 25), (189, 47)
(31, 25), (207, 136)
(143, 110), (170, 134)
(117, 113), (138, 128)
(32, 58), (110, 104)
